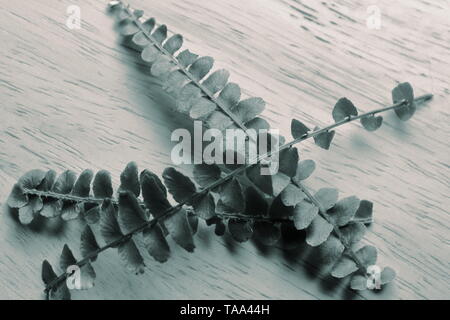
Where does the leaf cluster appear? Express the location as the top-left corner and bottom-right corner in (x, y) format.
(6, 0), (431, 299)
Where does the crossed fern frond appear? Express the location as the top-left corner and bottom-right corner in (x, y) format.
(9, 160), (382, 300)
(6, 0), (433, 299)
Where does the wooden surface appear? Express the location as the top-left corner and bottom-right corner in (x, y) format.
(0, 0), (449, 300)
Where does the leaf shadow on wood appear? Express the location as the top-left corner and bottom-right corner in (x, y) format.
(278, 240), (363, 299)
(347, 132), (375, 153)
(194, 222), (214, 248)
(222, 232), (239, 254)
(251, 237), (276, 257)
(255, 232), (360, 299)
(385, 113), (413, 138)
(117, 44), (212, 167)
(124, 48), (194, 129)
(2, 204), (67, 236)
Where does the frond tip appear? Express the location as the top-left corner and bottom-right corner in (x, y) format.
(113, 2), (266, 138)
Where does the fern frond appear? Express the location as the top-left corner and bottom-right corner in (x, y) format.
(111, 3), (431, 291)
(111, 1), (265, 141)
(17, 162), (372, 299)
(6, 0), (434, 299)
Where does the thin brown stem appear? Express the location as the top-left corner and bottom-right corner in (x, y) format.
(24, 189), (106, 205)
(44, 203), (182, 293)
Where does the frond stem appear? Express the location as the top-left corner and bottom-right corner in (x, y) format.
(295, 181), (367, 272)
(43, 94), (431, 293)
(120, 2), (256, 141)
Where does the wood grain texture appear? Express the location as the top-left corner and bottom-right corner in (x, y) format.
(0, 0), (449, 300)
